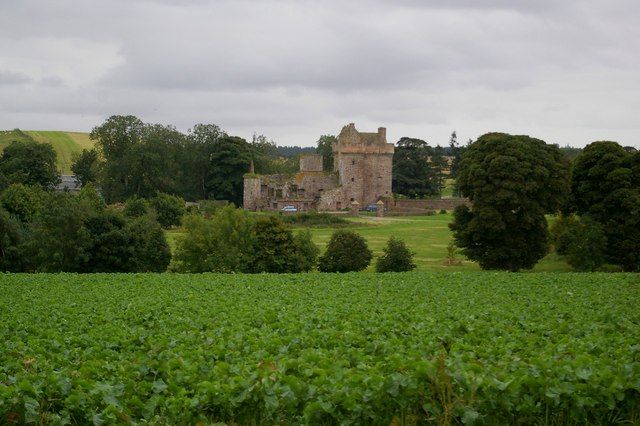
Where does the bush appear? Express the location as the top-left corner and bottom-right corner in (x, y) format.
(549, 214), (578, 255)
(249, 216), (300, 273)
(76, 182), (105, 213)
(278, 211), (350, 227)
(124, 196), (149, 218)
(173, 205), (254, 273)
(318, 230), (372, 272)
(439, 209), (447, 214)
(149, 193), (186, 229)
(375, 237), (416, 272)
(291, 230), (320, 272)
(126, 214), (172, 272)
(563, 218), (607, 271)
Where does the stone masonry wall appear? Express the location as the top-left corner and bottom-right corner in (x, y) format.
(299, 154), (323, 172)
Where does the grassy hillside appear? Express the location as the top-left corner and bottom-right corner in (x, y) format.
(0, 129), (93, 173)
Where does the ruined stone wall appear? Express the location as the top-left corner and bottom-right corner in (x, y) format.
(299, 154), (323, 172)
(242, 177), (261, 210)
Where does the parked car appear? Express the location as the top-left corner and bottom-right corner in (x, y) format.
(364, 204), (378, 212)
(281, 205), (298, 212)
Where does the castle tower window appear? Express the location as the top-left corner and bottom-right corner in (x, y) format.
(351, 159), (355, 165)
(351, 177), (354, 182)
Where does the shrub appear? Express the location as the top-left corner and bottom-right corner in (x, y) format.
(563, 218), (607, 271)
(124, 196), (149, 218)
(149, 193), (186, 229)
(126, 214), (172, 272)
(173, 205), (254, 273)
(279, 211), (350, 227)
(549, 214), (578, 255)
(439, 209), (447, 214)
(376, 236), (416, 272)
(76, 182), (105, 213)
(318, 230), (372, 272)
(291, 230), (320, 272)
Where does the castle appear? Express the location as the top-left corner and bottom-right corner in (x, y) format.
(243, 123), (394, 211)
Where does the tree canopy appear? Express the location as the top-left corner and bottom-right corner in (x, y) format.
(0, 140), (59, 189)
(392, 137), (445, 198)
(450, 132), (569, 271)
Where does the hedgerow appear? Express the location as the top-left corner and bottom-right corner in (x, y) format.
(0, 273), (638, 424)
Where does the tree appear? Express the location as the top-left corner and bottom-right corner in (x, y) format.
(318, 230), (372, 272)
(0, 183), (44, 223)
(570, 142), (640, 271)
(562, 217), (607, 272)
(29, 193), (92, 272)
(149, 192), (185, 229)
(173, 205), (254, 273)
(450, 133), (569, 271)
(207, 136), (252, 206)
(375, 236), (416, 272)
(392, 137), (441, 198)
(90, 115), (145, 202)
(71, 148), (100, 186)
(181, 123), (227, 200)
(0, 207), (30, 272)
(316, 135), (336, 171)
(248, 216), (300, 273)
(125, 214), (172, 272)
(0, 140), (59, 188)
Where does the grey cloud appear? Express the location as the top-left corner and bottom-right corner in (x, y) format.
(0, 70), (33, 85)
(0, 0), (638, 148)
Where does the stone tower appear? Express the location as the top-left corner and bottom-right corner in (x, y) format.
(332, 123), (394, 207)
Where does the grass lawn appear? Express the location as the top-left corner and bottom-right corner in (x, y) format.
(167, 213), (572, 272)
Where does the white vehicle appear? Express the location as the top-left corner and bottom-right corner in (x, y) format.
(281, 205), (298, 212)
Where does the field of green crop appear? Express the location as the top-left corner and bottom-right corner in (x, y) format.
(1, 272), (638, 424)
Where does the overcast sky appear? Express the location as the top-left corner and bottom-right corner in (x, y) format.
(1, 0), (639, 148)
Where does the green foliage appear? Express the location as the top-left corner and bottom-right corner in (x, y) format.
(76, 182), (105, 213)
(451, 133), (569, 271)
(375, 236), (416, 272)
(0, 183), (44, 223)
(563, 218), (607, 272)
(27, 192), (169, 272)
(29, 193), (92, 272)
(124, 196), (149, 218)
(291, 230), (319, 272)
(207, 136), (252, 206)
(149, 193), (185, 229)
(0, 208), (30, 271)
(278, 211), (350, 227)
(1, 273), (639, 424)
(392, 137), (445, 198)
(248, 216), (301, 273)
(0, 139), (60, 188)
(570, 141), (640, 271)
(173, 205), (254, 272)
(318, 230), (372, 272)
(549, 214), (578, 255)
(316, 134), (336, 171)
(71, 148), (100, 186)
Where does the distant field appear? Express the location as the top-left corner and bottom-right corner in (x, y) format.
(1, 272), (638, 423)
(0, 129), (93, 173)
(167, 213), (572, 272)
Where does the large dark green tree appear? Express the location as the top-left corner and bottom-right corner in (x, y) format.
(207, 136), (252, 206)
(450, 133), (569, 271)
(0, 140), (59, 188)
(570, 141), (640, 271)
(71, 148), (100, 186)
(392, 137), (443, 198)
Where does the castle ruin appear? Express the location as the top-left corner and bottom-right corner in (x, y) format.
(243, 123), (394, 211)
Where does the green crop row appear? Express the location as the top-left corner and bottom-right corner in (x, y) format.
(1, 272), (639, 424)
